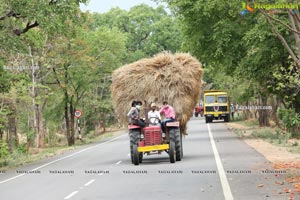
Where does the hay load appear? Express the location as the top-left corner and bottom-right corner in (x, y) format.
(111, 52), (203, 135)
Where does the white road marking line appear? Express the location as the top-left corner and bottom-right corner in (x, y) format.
(0, 134), (126, 184)
(64, 191), (79, 200)
(0, 174), (26, 184)
(84, 179), (95, 187)
(116, 161), (122, 165)
(207, 124), (234, 200)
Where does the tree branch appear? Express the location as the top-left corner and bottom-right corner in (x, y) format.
(261, 10), (300, 67)
(261, 9), (300, 34)
(14, 21), (39, 36)
(52, 67), (64, 89)
(293, 10), (300, 24)
(288, 11), (300, 58)
(0, 11), (23, 21)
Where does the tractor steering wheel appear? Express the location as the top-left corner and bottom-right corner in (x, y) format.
(149, 117), (160, 126)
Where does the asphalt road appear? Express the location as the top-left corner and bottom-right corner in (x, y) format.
(0, 118), (294, 200)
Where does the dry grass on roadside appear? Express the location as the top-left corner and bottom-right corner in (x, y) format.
(226, 119), (300, 154)
(0, 129), (125, 171)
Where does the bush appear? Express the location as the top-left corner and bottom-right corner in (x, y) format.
(0, 141), (9, 158)
(277, 108), (300, 132)
(16, 143), (27, 154)
(251, 128), (290, 145)
(251, 129), (274, 139)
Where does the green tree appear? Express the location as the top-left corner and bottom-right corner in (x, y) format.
(45, 22), (126, 146)
(90, 4), (182, 62)
(0, 0), (87, 36)
(159, 0), (296, 126)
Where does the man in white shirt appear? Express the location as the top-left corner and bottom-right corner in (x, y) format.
(148, 103), (161, 126)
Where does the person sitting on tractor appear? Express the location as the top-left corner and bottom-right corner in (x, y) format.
(127, 100), (145, 127)
(148, 102), (161, 126)
(159, 101), (176, 135)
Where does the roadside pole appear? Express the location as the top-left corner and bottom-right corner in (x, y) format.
(75, 110), (82, 141)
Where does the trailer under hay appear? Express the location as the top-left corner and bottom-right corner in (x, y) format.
(111, 52), (203, 135)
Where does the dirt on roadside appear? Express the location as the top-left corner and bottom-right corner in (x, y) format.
(226, 121), (300, 198)
(226, 122), (300, 171)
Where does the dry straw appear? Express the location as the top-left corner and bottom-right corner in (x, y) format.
(111, 52), (203, 134)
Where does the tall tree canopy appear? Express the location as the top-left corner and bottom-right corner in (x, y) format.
(158, 0), (300, 126)
(89, 4), (182, 62)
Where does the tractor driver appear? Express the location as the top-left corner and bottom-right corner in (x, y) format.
(148, 102), (161, 126)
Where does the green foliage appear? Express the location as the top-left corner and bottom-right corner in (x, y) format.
(278, 108), (300, 129)
(27, 129), (35, 142)
(0, 0), (88, 54)
(89, 4), (182, 62)
(268, 65), (300, 110)
(0, 64), (11, 93)
(16, 143), (27, 154)
(158, 0), (300, 128)
(82, 99), (116, 133)
(0, 141), (9, 158)
(0, 107), (10, 129)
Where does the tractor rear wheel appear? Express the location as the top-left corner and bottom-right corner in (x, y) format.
(169, 140), (176, 163)
(180, 132), (183, 158)
(175, 129), (182, 161)
(132, 144), (139, 165)
(129, 129), (140, 164)
(139, 153), (143, 163)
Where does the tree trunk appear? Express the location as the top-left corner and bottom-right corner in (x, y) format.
(258, 95), (270, 127)
(293, 99), (300, 113)
(69, 102), (75, 146)
(269, 95), (280, 126)
(64, 91), (72, 146)
(38, 93), (48, 148)
(7, 113), (18, 151)
(38, 108), (45, 148)
(1, 97), (18, 151)
(33, 104), (39, 149)
(243, 101), (253, 120)
(0, 129), (3, 140)
(29, 46), (40, 149)
(99, 121), (106, 134)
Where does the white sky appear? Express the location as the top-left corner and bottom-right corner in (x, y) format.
(80, 0), (162, 13)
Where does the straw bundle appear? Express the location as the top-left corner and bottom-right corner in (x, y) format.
(111, 52), (203, 135)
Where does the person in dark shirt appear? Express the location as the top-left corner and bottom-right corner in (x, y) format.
(127, 100), (145, 127)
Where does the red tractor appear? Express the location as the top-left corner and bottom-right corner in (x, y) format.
(128, 117), (183, 165)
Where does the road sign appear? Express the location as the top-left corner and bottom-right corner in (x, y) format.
(74, 110), (82, 118)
